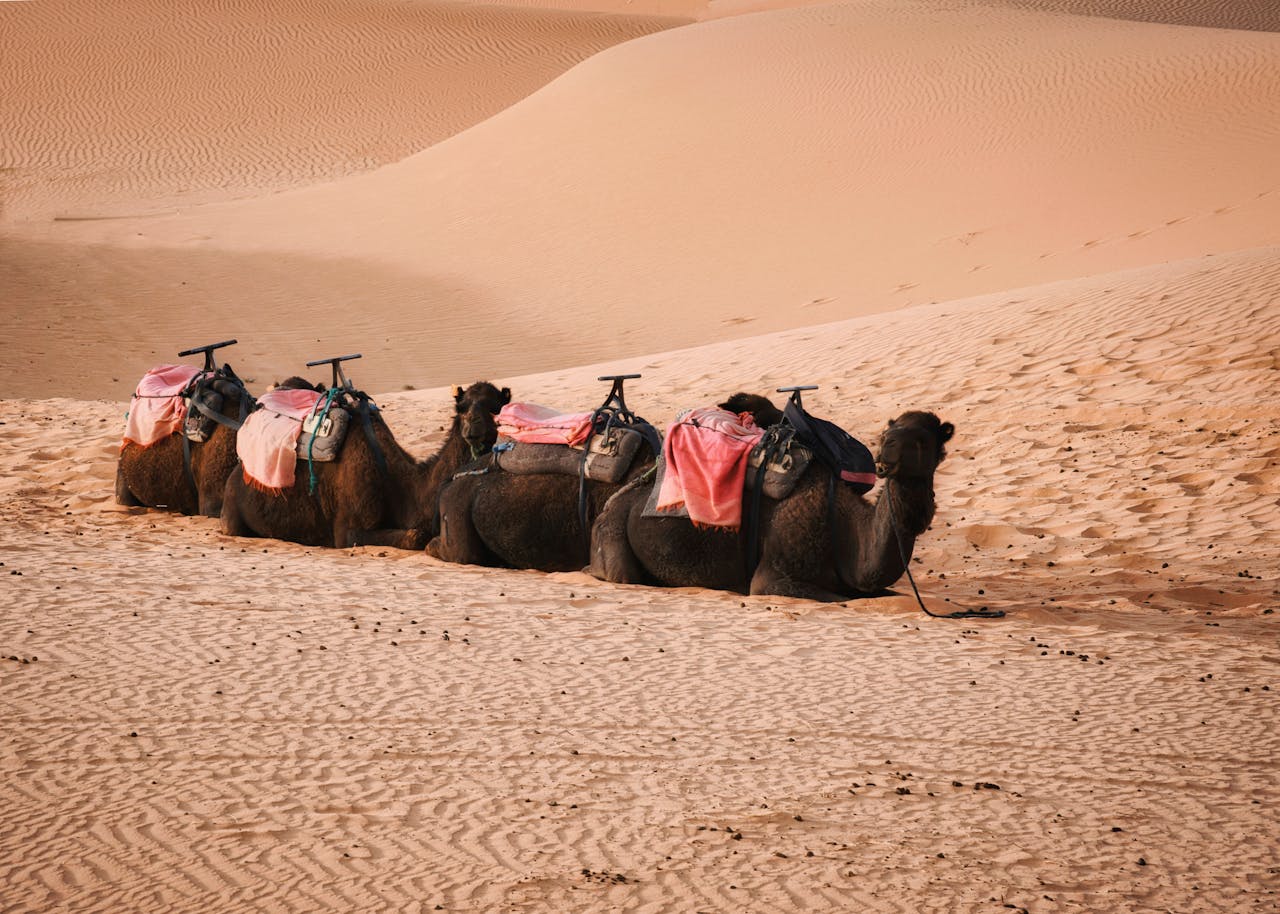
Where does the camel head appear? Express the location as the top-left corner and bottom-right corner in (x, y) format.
(875, 411), (954, 480)
(718, 392), (784, 428)
(452, 381), (511, 455)
(270, 376), (325, 392)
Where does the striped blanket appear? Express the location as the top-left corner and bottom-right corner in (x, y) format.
(122, 364), (204, 448)
(497, 402), (594, 447)
(655, 406), (764, 530)
(236, 388), (325, 492)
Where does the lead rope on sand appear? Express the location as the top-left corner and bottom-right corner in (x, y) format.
(887, 479), (1005, 620)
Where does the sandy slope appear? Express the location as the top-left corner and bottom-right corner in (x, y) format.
(0, 0), (684, 223)
(5, 0), (1280, 399)
(2, 247), (1277, 913)
(2, 0), (1278, 910)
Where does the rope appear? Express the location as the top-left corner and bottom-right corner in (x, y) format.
(886, 479), (1005, 620)
(306, 387), (339, 495)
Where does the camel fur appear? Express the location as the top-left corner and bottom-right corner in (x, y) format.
(114, 369), (275, 517)
(585, 410), (954, 602)
(219, 381), (510, 549)
(425, 392), (784, 572)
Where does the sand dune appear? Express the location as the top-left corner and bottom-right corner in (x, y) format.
(2, 246), (1278, 912)
(0, 0), (684, 223)
(2, 0), (1278, 911)
(6, 0), (1280, 399)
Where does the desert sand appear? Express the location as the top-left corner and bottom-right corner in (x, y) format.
(1, 0), (1277, 911)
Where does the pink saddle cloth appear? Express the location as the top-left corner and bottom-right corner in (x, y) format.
(497, 402), (594, 447)
(122, 364), (204, 448)
(656, 406), (764, 530)
(237, 388), (325, 492)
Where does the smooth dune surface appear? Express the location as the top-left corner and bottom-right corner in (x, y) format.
(2, 0), (1277, 911)
(5, 0), (1280, 398)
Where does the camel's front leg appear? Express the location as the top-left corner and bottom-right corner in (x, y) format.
(115, 465), (141, 507)
(749, 563), (849, 603)
(347, 527), (429, 550)
(219, 476), (254, 538)
(584, 496), (650, 584)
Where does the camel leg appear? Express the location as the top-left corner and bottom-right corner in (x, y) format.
(197, 483), (223, 519)
(584, 498), (649, 584)
(349, 528), (429, 551)
(114, 465), (142, 507)
(749, 563), (849, 603)
(425, 511), (497, 565)
(427, 484), (500, 565)
(219, 476), (253, 538)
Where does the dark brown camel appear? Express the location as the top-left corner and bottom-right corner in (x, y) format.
(425, 392), (784, 572)
(114, 370), (306, 517)
(585, 410), (954, 602)
(220, 381), (510, 549)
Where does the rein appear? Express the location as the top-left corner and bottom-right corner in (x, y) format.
(885, 478), (1004, 620)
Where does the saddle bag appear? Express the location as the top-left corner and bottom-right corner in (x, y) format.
(296, 404), (350, 463)
(495, 426), (644, 484)
(745, 435), (813, 501)
(182, 389), (221, 443)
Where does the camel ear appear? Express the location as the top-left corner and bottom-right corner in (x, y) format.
(886, 416), (896, 428)
(500, 386), (512, 405)
(452, 384), (463, 402)
(939, 421), (955, 443)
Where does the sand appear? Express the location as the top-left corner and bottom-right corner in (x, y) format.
(1, 0), (1277, 911)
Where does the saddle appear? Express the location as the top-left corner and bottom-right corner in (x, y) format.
(295, 397), (350, 463)
(744, 400), (876, 500)
(182, 375), (251, 443)
(238, 387), (355, 492)
(494, 425), (645, 484)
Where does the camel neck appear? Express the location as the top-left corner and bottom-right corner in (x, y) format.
(842, 475), (936, 594)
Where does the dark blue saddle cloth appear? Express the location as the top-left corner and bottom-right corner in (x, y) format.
(783, 401), (876, 494)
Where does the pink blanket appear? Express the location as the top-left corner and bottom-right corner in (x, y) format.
(497, 402), (594, 447)
(656, 406), (764, 530)
(122, 364), (204, 448)
(237, 388), (325, 492)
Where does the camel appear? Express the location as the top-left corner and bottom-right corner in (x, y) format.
(426, 389), (785, 572)
(220, 381), (510, 549)
(585, 410), (954, 602)
(115, 361), (285, 518)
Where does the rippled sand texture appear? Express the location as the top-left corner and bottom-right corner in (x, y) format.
(0, 0), (684, 223)
(2, 0), (1278, 911)
(3, 245), (1277, 912)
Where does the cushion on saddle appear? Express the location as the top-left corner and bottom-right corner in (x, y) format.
(655, 406), (764, 530)
(122, 364), (205, 448)
(494, 426), (644, 484)
(783, 401), (876, 494)
(237, 388), (326, 492)
(497, 402), (593, 447)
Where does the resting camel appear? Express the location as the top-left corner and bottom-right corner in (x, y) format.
(115, 366), (289, 518)
(585, 410), (954, 602)
(220, 381), (510, 549)
(425, 391), (784, 572)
